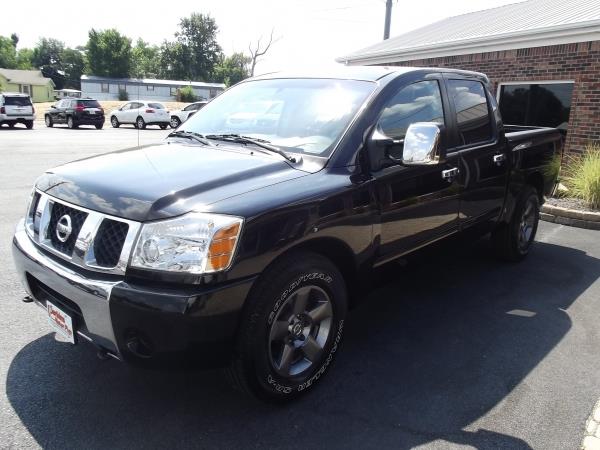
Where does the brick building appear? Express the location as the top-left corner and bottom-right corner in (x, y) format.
(338, 0), (600, 155)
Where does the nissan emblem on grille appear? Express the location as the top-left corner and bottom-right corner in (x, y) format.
(56, 215), (72, 243)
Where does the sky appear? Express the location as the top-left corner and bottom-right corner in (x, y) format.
(5, 0), (522, 76)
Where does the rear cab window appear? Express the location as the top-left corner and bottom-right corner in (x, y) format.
(447, 79), (493, 146)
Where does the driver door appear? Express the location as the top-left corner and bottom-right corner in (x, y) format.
(372, 76), (461, 263)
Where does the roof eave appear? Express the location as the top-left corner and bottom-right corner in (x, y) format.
(339, 20), (600, 65)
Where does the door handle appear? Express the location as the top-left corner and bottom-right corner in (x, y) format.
(493, 154), (506, 165)
(441, 167), (460, 181)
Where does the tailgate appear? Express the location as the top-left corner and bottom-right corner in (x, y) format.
(4, 97), (33, 116)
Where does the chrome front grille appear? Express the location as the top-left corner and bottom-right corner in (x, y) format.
(25, 190), (141, 275)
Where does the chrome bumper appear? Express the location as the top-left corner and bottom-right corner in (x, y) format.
(12, 219), (121, 355)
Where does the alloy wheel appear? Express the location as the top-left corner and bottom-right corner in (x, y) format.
(518, 197), (537, 251)
(268, 285), (333, 377)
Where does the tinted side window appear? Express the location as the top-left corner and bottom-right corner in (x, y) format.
(378, 80), (444, 141)
(448, 79), (492, 145)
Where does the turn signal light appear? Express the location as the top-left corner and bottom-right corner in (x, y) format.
(0, 107), (5, 114)
(207, 223), (241, 271)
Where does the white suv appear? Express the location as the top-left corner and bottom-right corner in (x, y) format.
(0, 93), (35, 129)
(170, 101), (207, 128)
(109, 101), (170, 129)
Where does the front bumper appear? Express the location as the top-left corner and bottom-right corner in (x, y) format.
(12, 220), (255, 364)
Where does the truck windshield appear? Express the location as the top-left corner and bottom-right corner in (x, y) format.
(180, 78), (375, 157)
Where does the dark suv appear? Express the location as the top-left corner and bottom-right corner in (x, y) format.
(45, 98), (105, 129)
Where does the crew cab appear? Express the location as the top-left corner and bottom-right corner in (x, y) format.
(0, 93), (34, 129)
(12, 67), (561, 402)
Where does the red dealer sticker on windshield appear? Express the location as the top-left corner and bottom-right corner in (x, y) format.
(47, 302), (75, 344)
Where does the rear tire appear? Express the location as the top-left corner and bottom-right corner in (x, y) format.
(492, 186), (540, 262)
(25, 120), (33, 129)
(227, 251), (347, 403)
(45, 115), (53, 127)
(111, 116), (120, 128)
(95, 123), (103, 130)
(136, 116), (146, 129)
(160, 124), (168, 130)
(170, 116), (181, 128)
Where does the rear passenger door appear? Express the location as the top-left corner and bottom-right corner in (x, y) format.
(443, 76), (509, 228)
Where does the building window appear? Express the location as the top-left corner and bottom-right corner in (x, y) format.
(118, 84), (126, 92)
(498, 81), (574, 134)
(20, 84), (31, 95)
(170, 87), (178, 96)
(101, 83), (109, 93)
(147, 85), (154, 91)
(448, 79), (493, 146)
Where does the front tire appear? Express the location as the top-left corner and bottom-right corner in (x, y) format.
(136, 116), (146, 129)
(492, 186), (540, 261)
(67, 116), (76, 129)
(111, 116), (120, 128)
(45, 115), (53, 127)
(25, 120), (33, 129)
(228, 251), (347, 403)
(95, 123), (103, 130)
(170, 116), (181, 128)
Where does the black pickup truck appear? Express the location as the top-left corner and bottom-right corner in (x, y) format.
(12, 66), (561, 402)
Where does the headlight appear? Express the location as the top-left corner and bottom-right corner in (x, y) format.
(131, 212), (243, 274)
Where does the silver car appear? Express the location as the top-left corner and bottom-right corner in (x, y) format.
(0, 93), (35, 129)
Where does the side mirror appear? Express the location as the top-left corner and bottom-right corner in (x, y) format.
(402, 122), (442, 165)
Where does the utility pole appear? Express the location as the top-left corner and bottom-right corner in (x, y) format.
(383, 0), (393, 40)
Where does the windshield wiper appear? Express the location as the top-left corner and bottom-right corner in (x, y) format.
(167, 130), (210, 145)
(205, 134), (297, 163)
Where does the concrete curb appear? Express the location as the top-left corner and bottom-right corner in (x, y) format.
(582, 397), (600, 449)
(541, 204), (600, 231)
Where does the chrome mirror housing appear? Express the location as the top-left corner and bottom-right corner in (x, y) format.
(402, 122), (442, 165)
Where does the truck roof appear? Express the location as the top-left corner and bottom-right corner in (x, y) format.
(251, 66), (489, 83)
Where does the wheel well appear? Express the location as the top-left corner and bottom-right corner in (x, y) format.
(280, 238), (361, 307)
(526, 171), (544, 202)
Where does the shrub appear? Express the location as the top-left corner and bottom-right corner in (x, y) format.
(563, 143), (600, 209)
(543, 152), (562, 190)
(179, 86), (197, 102)
(118, 89), (128, 101)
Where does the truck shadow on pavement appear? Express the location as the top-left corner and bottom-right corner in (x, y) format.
(6, 238), (600, 449)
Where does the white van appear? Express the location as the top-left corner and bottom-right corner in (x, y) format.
(0, 93), (35, 129)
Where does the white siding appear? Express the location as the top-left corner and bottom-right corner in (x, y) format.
(82, 80), (222, 102)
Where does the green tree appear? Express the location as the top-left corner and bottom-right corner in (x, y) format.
(158, 40), (188, 80)
(131, 39), (160, 78)
(62, 48), (85, 88)
(86, 29), (132, 77)
(32, 38), (66, 88)
(214, 52), (250, 87)
(10, 33), (19, 48)
(16, 48), (34, 69)
(0, 36), (17, 68)
(32, 38), (64, 67)
(172, 13), (222, 81)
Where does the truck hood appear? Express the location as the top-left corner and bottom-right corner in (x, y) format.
(36, 141), (310, 221)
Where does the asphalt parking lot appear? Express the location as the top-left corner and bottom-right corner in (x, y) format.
(1, 124), (600, 449)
